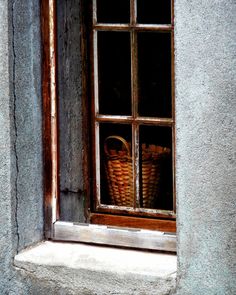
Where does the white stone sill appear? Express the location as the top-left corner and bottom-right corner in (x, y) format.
(14, 241), (177, 294)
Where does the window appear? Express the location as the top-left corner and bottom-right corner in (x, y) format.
(42, 0), (176, 251)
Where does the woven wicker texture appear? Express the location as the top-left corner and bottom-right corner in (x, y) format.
(104, 136), (170, 208)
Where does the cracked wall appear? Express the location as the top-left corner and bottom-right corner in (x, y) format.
(0, 0), (15, 290)
(12, 0), (43, 252)
(0, 0), (43, 292)
(12, 0), (20, 254)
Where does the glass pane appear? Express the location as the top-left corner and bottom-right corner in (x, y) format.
(139, 125), (173, 210)
(98, 31), (131, 115)
(97, 0), (130, 23)
(137, 0), (171, 24)
(138, 32), (172, 118)
(100, 123), (133, 207)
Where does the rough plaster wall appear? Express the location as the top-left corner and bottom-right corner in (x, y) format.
(0, 0), (24, 292)
(13, 0), (43, 251)
(175, 0), (236, 294)
(0, 0), (44, 293)
(57, 0), (86, 222)
(0, 0), (16, 291)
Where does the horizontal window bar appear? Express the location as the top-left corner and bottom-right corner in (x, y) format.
(96, 114), (133, 123)
(97, 204), (176, 218)
(135, 24), (173, 31)
(135, 117), (174, 125)
(96, 115), (174, 126)
(94, 24), (173, 32)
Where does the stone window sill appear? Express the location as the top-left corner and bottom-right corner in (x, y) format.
(14, 241), (177, 294)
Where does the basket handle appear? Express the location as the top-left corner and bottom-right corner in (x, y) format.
(104, 135), (131, 156)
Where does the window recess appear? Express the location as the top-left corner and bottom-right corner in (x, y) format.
(42, 0), (176, 251)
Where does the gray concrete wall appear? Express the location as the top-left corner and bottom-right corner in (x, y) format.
(12, 0), (43, 252)
(0, 0), (44, 292)
(0, 0), (16, 290)
(175, 0), (236, 294)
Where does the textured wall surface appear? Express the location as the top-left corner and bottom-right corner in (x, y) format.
(13, 0), (43, 251)
(175, 0), (236, 294)
(0, 0), (44, 293)
(0, 0), (16, 291)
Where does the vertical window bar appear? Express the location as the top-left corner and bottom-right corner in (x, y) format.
(131, 0), (140, 208)
(93, 0), (97, 24)
(130, 0), (137, 25)
(93, 30), (99, 115)
(95, 122), (101, 208)
(132, 123), (140, 208)
(131, 32), (138, 118)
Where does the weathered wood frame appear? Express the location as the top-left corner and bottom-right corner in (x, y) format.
(41, 0), (59, 238)
(42, 0), (176, 251)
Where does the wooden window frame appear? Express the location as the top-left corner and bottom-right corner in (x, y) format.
(90, 0), (176, 227)
(41, 0), (176, 251)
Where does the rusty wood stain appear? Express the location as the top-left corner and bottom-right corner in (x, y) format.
(49, 0), (59, 223)
(90, 213), (176, 232)
(41, 0), (59, 238)
(41, 0), (52, 238)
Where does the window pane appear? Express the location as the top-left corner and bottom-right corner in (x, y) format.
(139, 125), (173, 210)
(100, 123), (133, 207)
(138, 32), (172, 118)
(137, 0), (171, 24)
(97, 0), (130, 23)
(98, 32), (131, 115)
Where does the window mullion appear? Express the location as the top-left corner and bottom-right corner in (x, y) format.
(94, 46), (101, 208)
(131, 0), (140, 208)
(130, 0), (136, 25)
(93, 0), (97, 24)
(132, 123), (140, 209)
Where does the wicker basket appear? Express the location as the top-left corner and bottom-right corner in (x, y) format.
(104, 135), (170, 208)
